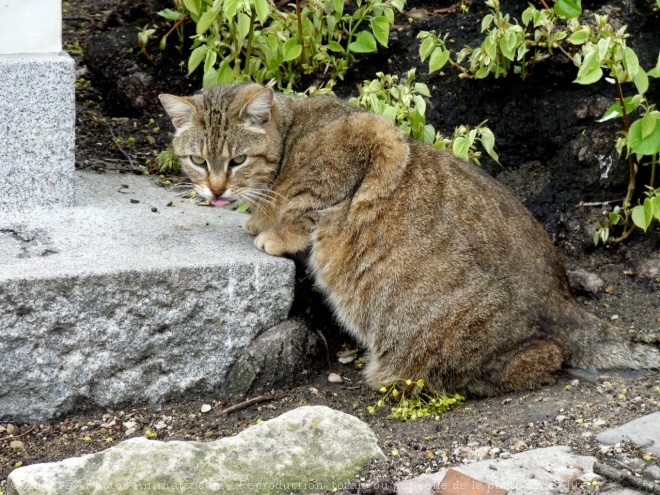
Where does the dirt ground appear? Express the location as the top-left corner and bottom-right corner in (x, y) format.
(1, 0), (660, 493)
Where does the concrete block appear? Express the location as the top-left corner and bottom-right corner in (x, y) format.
(0, 53), (75, 211)
(0, 170), (296, 422)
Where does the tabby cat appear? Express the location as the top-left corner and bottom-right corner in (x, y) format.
(160, 83), (659, 396)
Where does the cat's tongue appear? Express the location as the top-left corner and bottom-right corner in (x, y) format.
(211, 199), (231, 207)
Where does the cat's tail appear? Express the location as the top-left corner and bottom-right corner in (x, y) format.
(565, 306), (660, 370)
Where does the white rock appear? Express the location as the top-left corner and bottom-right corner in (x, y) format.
(124, 428), (136, 436)
(8, 406), (384, 495)
(328, 373), (343, 383)
(154, 421), (167, 431)
(555, 415), (568, 423)
(200, 404), (212, 413)
(122, 421), (136, 430)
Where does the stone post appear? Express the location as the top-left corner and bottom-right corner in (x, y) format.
(0, 0), (75, 210)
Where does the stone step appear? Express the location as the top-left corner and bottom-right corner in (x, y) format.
(0, 170), (295, 422)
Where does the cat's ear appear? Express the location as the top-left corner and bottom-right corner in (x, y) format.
(158, 94), (196, 129)
(240, 86), (274, 126)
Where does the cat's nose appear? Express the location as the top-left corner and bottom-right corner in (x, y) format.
(210, 188), (225, 197)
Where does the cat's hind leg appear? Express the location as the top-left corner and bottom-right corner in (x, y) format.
(466, 339), (565, 396)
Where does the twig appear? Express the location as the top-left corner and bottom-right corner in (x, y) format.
(577, 199), (624, 207)
(164, 14), (188, 39)
(108, 127), (136, 170)
(63, 16), (93, 22)
(609, 224), (636, 244)
(220, 394), (274, 416)
(315, 328), (332, 370)
(593, 461), (660, 494)
(0, 425), (36, 442)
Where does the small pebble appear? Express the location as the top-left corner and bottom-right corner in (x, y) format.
(130, 199), (140, 204)
(151, 207), (158, 212)
(604, 285), (615, 294)
(200, 404), (212, 413)
(7, 424), (15, 435)
(125, 428), (136, 436)
(328, 373), (343, 383)
(123, 421), (136, 430)
(10, 440), (24, 450)
(610, 314), (619, 321)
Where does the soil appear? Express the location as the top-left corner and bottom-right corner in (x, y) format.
(2, 0), (660, 493)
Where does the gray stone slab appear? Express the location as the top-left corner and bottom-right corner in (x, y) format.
(396, 446), (643, 495)
(596, 412), (660, 456)
(7, 406), (384, 495)
(0, 170), (295, 422)
(0, 53), (75, 210)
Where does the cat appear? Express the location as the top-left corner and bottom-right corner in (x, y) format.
(159, 83), (660, 397)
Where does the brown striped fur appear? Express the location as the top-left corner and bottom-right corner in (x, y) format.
(160, 83), (660, 397)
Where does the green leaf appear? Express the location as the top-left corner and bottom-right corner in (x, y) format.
(183, 0), (201, 16)
(475, 66), (490, 79)
(623, 47), (640, 78)
(371, 16), (390, 47)
(196, 9), (217, 34)
(423, 124), (436, 144)
(328, 40), (343, 52)
(631, 200), (654, 232)
(609, 211), (621, 225)
(598, 97), (642, 122)
(282, 38), (302, 61)
(567, 29), (589, 45)
(204, 48), (217, 72)
(349, 31), (377, 53)
(384, 7), (395, 24)
(628, 117), (660, 155)
(641, 112), (657, 140)
(429, 48), (450, 73)
(235, 200), (251, 213)
(452, 136), (470, 161)
(480, 128), (499, 163)
(521, 7), (535, 26)
(216, 59), (235, 84)
(203, 67), (217, 89)
(414, 82), (431, 97)
(651, 196), (660, 220)
(158, 8), (181, 20)
(481, 14), (494, 32)
(554, 0), (582, 19)
(634, 69), (649, 95)
(223, 0), (239, 19)
(483, 31), (497, 61)
(419, 37), (435, 61)
(237, 12), (251, 38)
(575, 47), (603, 85)
(188, 45), (207, 74)
(333, 0), (344, 16)
(254, 0), (270, 24)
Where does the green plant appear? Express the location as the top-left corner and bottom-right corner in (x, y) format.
(367, 379), (464, 421)
(572, 19), (660, 242)
(174, 0), (404, 91)
(416, 0), (659, 242)
(155, 145), (180, 175)
(157, 0), (189, 52)
(351, 70), (499, 165)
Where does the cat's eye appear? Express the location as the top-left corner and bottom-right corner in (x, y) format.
(190, 155), (207, 166)
(229, 155), (247, 168)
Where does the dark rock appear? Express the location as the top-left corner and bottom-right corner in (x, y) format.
(223, 319), (320, 398)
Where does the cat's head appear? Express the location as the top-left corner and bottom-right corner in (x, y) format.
(159, 83), (283, 207)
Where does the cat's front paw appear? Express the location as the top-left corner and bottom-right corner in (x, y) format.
(243, 216), (262, 236)
(255, 230), (288, 256)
